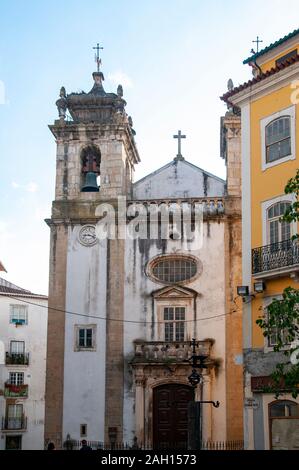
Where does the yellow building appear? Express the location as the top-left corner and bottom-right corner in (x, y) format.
(221, 28), (299, 450)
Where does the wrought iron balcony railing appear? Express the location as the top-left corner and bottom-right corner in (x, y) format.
(4, 383), (28, 398)
(2, 416), (27, 431)
(5, 352), (30, 366)
(252, 239), (299, 275)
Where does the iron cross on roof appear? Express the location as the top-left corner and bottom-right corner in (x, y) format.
(93, 42), (104, 72)
(252, 36), (263, 54)
(173, 130), (186, 160)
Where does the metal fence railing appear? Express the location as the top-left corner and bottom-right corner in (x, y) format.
(62, 440), (244, 451)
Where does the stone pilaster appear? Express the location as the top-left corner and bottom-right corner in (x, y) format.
(44, 223), (68, 449)
(104, 236), (125, 442)
(222, 112), (243, 441)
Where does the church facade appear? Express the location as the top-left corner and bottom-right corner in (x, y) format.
(44, 63), (243, 449)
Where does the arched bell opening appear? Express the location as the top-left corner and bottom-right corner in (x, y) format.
(81, 145), (101, 192)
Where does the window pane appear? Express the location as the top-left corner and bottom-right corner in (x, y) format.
(164, 307), (174, 321)
(175, 322), (185, 341)
(280, 138), (291, 158)
(10, 342), (24, 354)
(152, 258), (197, 283)
(281, 221), (291, 241)
(270, 221), (279, 244)
(86, 329), (93, 348)
(266, 117), (290, 146)
(165, 323), (173, 342)
(8, 404), (23, 418)
(175, 307), (185, 320)
(9, 373), (24, 385)
(79, 329), (85, 347)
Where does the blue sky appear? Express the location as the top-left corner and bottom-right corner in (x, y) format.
(0, 0), (298, 293)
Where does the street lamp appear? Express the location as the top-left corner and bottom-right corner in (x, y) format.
(187, 338), (220, 450)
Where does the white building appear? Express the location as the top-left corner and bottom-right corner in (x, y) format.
(0, 278), (48, 450)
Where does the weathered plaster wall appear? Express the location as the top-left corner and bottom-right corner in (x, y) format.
(133, 160), (225, 200)
(62, 226), (107, 442)
(123, 221), (227, 442)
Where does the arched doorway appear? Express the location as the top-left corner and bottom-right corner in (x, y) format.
(269, 400), (299, 449)
(153, 383), (194, 449)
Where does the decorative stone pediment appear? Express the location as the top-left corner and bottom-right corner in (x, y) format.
(152, 285), (197, 299)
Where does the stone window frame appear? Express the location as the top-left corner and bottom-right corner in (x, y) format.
(74, 324), (97, 352)
(260, 105), (296, 171)
(262, 194), (295, 246)
(146, 253), (202, 286)
(154, 290), (197, 343)
(163, 306), (186, 342)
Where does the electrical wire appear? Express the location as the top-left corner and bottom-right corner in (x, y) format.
(0, 293), (241, 325)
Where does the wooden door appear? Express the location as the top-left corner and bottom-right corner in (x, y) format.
(153, 383), (194, 449)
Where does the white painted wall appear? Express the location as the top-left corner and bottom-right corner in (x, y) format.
(133, 160), (225, 200)
(62, 226), (107, 443)
(123, 221), (227, 442)
(0, 294), (47, 450)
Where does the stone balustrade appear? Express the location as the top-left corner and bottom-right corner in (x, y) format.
(132, 340), (213, 364)
(127, 198), (225, 217)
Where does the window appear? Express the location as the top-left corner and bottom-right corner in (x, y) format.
(9, 372), (24, 385)
(10, 341), (25, 355)
(74, 325), (96, 351)
(6, 404), (23, 430)
(267, 202), (291, 245)
(268, 325), (289, 348)
(261, 106), (295, 170)
(5, 436), (22, 450)
(10, 305), (28, 325)
(164, 307), (185, 342)
(80, 424), (87, 437)
(79, 328), (93, 348)
(265, 117), (291, 163)
(269, 400), (299, 417)
(152, 257), (197, 283)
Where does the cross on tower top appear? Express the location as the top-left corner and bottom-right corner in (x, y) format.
(252, 36), (263, 54)
(93, 42), (104, 72)
(173, 130), (186, 160)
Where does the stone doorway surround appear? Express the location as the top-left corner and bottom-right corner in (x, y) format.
(131, 339), (215, 447)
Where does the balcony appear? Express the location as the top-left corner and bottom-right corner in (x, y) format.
(132, 340), (213, 364)
(5, 353), (29, 366)
(2, 416), (27, 432)
(252, 239), (299, 279)
(4, 383), (28, 398)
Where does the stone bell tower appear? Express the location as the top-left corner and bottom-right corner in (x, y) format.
(45, 57), (140, 448)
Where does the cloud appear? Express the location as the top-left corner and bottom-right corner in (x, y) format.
(107, 71), (133, 89)
(11, 181), (39, 193)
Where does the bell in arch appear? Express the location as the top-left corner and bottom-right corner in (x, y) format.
(81, 171), (99, 192)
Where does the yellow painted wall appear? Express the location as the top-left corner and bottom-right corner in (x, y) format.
(250, 83), (299, 348)
(260, 43), (299, 73)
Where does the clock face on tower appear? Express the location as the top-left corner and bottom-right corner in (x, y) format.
(78, 225), (97, 246)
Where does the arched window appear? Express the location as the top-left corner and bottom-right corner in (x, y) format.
(267, 201), (291, 245)
(81, 145), (101, 175)
(265, 116), (291, 163)
(81, 145), (101, 192)
(269, 400), (299, 418)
